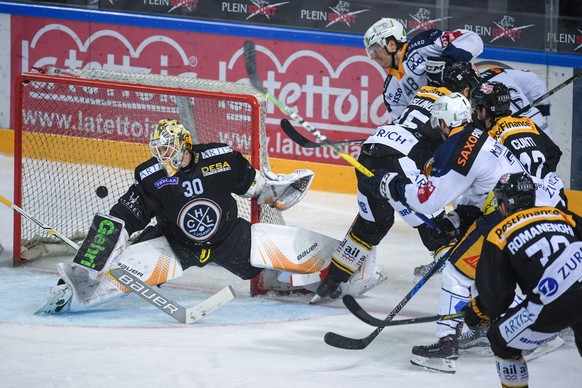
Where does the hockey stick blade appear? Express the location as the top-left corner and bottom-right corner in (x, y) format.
(109, 268), (235, 324)
(324, 251), (450, 349)
(184, 285), (236, 324)
(342, 295), (463, 328)
(280, 119), (366, 148)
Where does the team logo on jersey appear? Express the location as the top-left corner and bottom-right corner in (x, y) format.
(406, 51), (425, 76)
(202, 161), (232, 176)
(178, 199), (222, 242)
(417, 181), (435, 203)
(155, 177), (179, 188)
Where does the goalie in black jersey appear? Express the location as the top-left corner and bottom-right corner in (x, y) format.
(464, 172), (582, 387)
(38, 119), (314, 314)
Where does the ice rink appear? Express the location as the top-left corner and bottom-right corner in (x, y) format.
(0, 153), (579, 387)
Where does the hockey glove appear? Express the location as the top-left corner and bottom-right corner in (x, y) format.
(462, 298), (492, 328)
(364, 169), (409, 203)
(425, 56), (453, 86)
(428, 211), (461, 246)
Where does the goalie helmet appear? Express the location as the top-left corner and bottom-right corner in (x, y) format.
(470, 81), (511, 120)
(364, 18), (406, 58)
(493, 172), (536, 215)
(443, 62), (482, 96)
(149, 119), (193, 177)
(430, 93), (472, 134)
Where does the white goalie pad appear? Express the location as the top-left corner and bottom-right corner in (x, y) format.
(58, 236), (184, 311)
(257, 167), (315, 211)
(250, 224), (338, 281)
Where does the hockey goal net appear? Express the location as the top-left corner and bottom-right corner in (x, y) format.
(13, 67), (284, 294)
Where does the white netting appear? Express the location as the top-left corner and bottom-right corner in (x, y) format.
(17, 68), (283, 260)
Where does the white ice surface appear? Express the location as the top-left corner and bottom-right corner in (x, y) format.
(0, 153), (579, 387)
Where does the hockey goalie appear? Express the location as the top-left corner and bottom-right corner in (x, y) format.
(37, 119), (320, 313)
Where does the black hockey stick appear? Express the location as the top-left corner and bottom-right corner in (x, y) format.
(243, 40), (373, 178)
(280, 119), (366, 149)
(1, 193), (235, 323)
(343, 295), (464, 328)
(514, 70), (582, 116)
(344, 309), (464, 328)
(324, 249), (450, 349)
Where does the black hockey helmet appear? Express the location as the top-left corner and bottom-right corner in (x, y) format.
(470, 81), (511, 119)
(493, 172), (536, 214)
(443, 62), (481, 96)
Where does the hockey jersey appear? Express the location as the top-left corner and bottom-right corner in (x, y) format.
(477, 207), (582, 318)
(487, 115), (562, 179)
(382, 28), (483, 122)
(110, 143), (256, 247)
(399, 124), (564, 216)
(480, 67), (551, 136)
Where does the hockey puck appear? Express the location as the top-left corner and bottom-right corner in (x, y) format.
(96, 186), (109, 198)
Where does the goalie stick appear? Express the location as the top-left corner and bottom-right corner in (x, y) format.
(0, 193), (235, 323)
(280, 119), (366, 149)
(324, 249), (450, 349)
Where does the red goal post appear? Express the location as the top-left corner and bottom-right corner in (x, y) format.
(13, 67), (284, 294)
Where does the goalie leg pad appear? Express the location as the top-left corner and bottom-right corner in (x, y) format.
(72, 213), (128, 278)
(250, 223), (337, 274)
(59, 236), (183, 312)
(257, 168), (315, 211)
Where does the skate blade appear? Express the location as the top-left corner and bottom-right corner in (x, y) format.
(410, 355), (456, 374)
(523, 336), (565, 361)
(458, 338), (491, 350)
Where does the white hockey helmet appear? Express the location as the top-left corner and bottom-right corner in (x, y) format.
(149, 119), (193, 177)
(364, 18), (407, 57)
(430, 93), (472, 133)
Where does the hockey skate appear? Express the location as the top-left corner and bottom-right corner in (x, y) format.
(458, 326), (491, 350)
(410, 329), (461, 374)
(35, 283), (72, 314)
(310, 268), (386, 304)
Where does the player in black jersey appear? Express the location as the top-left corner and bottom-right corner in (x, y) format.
(39, 119), (314, 313)
(464, 172), (582, 387)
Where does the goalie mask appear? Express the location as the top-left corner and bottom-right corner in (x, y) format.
(149, 119), (193, 177)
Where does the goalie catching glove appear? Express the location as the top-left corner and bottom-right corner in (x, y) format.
(246, 167), (315, 211)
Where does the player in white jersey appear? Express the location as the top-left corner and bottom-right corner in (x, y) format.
(478, 67), (552, 137)
(364, 18), (483, 123)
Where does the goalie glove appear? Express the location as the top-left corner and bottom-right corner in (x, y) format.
(256, 167), (315, 211)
